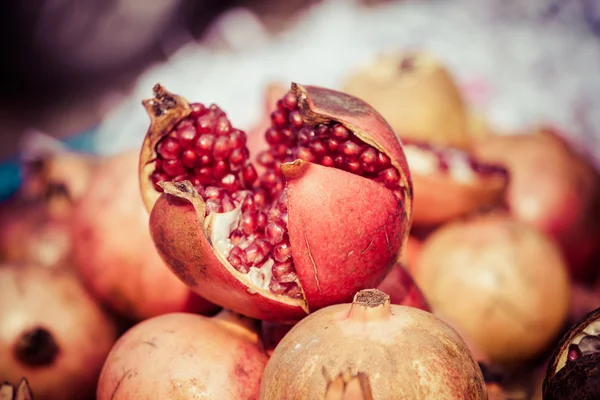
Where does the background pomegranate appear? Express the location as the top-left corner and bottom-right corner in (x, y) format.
(0, 264), (118, 400)
(139, 83), (412, 322)
(97, 311), (269, 400)
(70, 150), (219, 321)
(342, 51), (477, 149)
(472, 127), (600, 279)
(260, 289), (487, 399)
(412, 212), (571, 364)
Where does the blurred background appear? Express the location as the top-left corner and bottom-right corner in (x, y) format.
(1, 0), (600, 200)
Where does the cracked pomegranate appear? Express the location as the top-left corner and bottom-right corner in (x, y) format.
(260, 289), (486, 399)
(544, 307), (600, 399)
(413, 212), (571, 364)
(97, 311), (269, 400)
(71, 151), (219, 321)
(139, 83), (412, 322)
(0, 264), (117, 400)
(472, 127), (600, 279)
(403, 139), (507, 225)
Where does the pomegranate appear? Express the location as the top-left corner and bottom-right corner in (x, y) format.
(0, 264), (118, 400)
(403, 139), (508, 226)
(398, 234), (423, 270)
(261, 263), (430, 356)
(97, 311), (269, 399)
(260, 289), (486, 398)
(544, 307), (600, 399)
(343, 51), (479, 149)
(139, 83), (412, 322)
(0, 184), (73, 268)
(412, 212), (571, 364)
(0, 379), (33, 400)
(71, 150), (219, 321)
(376, 262), (430, 311)
(472, 127), (600, 278)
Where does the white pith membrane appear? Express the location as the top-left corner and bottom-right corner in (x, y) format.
(149, 88), (408, 313)
(555, 320), (600, 372)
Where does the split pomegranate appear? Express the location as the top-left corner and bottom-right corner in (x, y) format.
(472, 127), (600, 278)
(403, 139), (508, 226)
(0, 264), (118, 400)
(139, 83), (412, 322)
(544, 307), (600, 399)
(342, 51), (480, 149)
(0, 379), (33, 400)
(0, 184), (73, 268)
(97, 311), (269, 399)
(260, 289), (487, 399)
(412, 212), (571, 364)
(376, 262), (430, 311)
(71, 151), (219, 321)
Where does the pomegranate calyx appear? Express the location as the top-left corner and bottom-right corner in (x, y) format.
(324, 369), (374, 400)
(347, 289), (392, 322)
(0, 378), (34, 400)
(140, 84), (192, 212)
(157, 181), (309, 313)
(281, 159), (310, 180)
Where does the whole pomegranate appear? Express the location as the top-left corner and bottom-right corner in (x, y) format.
(343, 51), (477, 149)
(70, 150), (219, 321)
(97, 311), (269, 399)
(412, 212), (571, 364)
(260, 289), (487, 399)
(472, 127), (600, 278)
(0, 264), (118, 400)
(403, 139), (508, 226)
(0, 185), (72, 268)
(139, 83), (413, 322)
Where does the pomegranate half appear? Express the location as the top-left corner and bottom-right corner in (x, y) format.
(139, 83), (413, 322)
(260, 289), (487, 399)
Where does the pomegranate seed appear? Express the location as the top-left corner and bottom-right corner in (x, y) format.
(280, 128), (293, 143)
(269, 181), (285, 200)
(205, 199), (221, 214)
(265, 128), (282, 145)
(269, 279), (289, 295)
(229, 246), (248, 272)
(271, 110), (287, 127)
(230, 129), (246, 149)
(376, 152), (391, 167)
(245, 243), (266, 266)
(265, 222), (285, 244)
(334, 155), (345, 169)
(195, 115), (214, 134)
(360, 148), (377, 168)
(239, 193), (255, 212)
(379, 167), (399, 189)
(253, 189), (267, 209)
(273, 241), (291, 262)
(221, 193), (236, 212)
(242, 164), (258, 187)
(332, 124), (350, 140)
(213, 160), (229, 179)
(215, 116), (232, 135)
(309, 141), (327, 157)
(162, 159), (186, 176)
(321, 155), (335, 167)
(285, 283), (303, 298)
(198, 154), (212, 167)
(256, 212), (267, 231)
(255, 238), (272, 255)
(327, 138), (340, 152)
(568, 344), (582, 361)
(257, 151), (275, 166)
(195, 134), (215, 153)
(345, 160), (363, 174)
(241, 211), (259, 235)
(230, 148), (249, 167)
(204, 186), (222, 199)
(194, 167), (213, 185)
(150, 171), (169, 191)
(272, 144), (288, 160)
(213, 136), (232, 160)
(272, 261), (294, 280)
(279, 212), (289, 226)
(282, 92), (297, 109)
(175, 125), (197, 148)
(315, 125), (329, 138)
(181, 149), (198, 169)
(340, 140), (362, 158)
(268, 207), (281, 223)
(157, 137), (182, 160)
(288, 110), (303, 128)
(296, 147), (316, 163)
(230, 229), (244, 245)
(220, 174), (240, 193)
(189, 103), (207, 117)
(260, 171), (281, 189)
(297, 127), (313, 144)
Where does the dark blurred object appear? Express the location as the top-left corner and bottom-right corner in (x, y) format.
(0, 0), (235, 103)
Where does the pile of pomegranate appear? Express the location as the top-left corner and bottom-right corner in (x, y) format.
(1, 49), (600, 399)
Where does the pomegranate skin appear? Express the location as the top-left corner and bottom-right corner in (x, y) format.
(376, 263), (430, 311)
(472, 127), (600, 278)
(0, 264), (118, 400)
(260, 289), (487, 399)
(71, 151), (219, 321)
(97, 312), (268, 400)
(142, 83), (412, 322)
